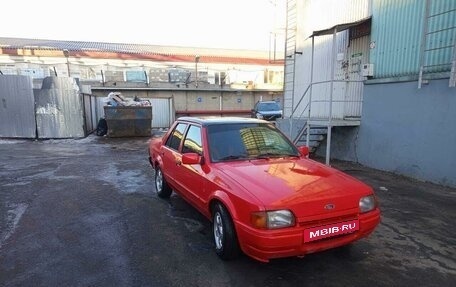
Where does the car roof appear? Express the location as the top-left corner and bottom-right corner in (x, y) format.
(258, 101), (278, 104)
(177, 116), (268, 126)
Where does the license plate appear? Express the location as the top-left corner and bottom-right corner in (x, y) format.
(304, 219), (359, 243)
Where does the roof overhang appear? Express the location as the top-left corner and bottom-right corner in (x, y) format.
(308, 17), (371, 38)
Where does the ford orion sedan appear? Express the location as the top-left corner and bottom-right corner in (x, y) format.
(148, 117), (380, 262)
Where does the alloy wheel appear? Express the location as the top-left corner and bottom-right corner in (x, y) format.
(213, 212), (224, 250)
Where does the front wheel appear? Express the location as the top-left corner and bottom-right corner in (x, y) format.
(212, 203), (241, 260)
(155, 166), (172, 198)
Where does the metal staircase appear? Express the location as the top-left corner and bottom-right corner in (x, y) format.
(286, 74), (363, 161)
(293, 125), (328, 153)
(284, 16), (370, 165)
(281, 1), (373, 164)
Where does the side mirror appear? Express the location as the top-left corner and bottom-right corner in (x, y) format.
(297, 146), (309, 157)
(182, 153), (201, 165)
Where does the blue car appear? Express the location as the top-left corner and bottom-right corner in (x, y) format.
(251, 101), (283, 121)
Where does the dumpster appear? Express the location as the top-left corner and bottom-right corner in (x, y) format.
(104, 106), (152, 137)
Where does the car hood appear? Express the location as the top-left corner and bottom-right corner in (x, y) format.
(217, 158), (372, 218)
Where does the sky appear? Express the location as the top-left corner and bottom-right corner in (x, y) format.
(2, 0), (285, 51)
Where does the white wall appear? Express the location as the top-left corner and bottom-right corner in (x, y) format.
(285, 0), (372, 119)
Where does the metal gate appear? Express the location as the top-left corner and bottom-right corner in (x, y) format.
(0, 75), (36, 138)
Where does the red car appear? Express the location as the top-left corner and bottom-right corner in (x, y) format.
(148, 117), (380, 262)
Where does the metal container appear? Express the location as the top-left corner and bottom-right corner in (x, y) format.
(104, 106), (152, 137)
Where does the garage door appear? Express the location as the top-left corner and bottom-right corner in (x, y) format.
(150, 98), (173, 128)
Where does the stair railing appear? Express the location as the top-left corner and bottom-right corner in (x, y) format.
(288, 83), (311, 140)
(289, 79), (365, 146)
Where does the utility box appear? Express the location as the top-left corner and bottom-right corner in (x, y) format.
(104, 106), (152, 137)
(362, 64), (374, 77)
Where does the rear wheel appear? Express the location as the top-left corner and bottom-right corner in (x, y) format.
(212, 203), (241, 260)
(155, 166), (172, 198)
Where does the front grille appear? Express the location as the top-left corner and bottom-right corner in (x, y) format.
(299, 213), (358, 229)
(264, 114), (280, 121)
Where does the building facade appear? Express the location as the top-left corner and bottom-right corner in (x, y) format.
(284, 0), (456, 187)
(0, 37), (285, 130)
(0, 37), (284, 90)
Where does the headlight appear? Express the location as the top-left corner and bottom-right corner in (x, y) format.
(359, 195), (376, 213)
(256, 113), (264, 119)
(251, 210), (295, 229)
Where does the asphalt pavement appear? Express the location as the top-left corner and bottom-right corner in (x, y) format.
(0, 135), (455, 287)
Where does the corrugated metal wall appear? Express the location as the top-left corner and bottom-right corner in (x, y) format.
(305, 32), (350, 119)
(0, 75), (36, 138)
(35, 77), (85, 138)
(370, 0), (456, 78)
(424, 0), (455, 73)
(285, 0), (371, 118)
(296, 0), (371, 40)
(82, 94), (98, 133)
(370, 0), (424, 78)
(96, 97), (107, 121)
(345, 35), (371, 117)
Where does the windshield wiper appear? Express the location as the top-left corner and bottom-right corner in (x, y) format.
(255, 152), (300, 159)
(219, 155), (248, 161)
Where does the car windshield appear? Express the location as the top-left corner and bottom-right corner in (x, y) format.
(258, 102), (280, 111)
(207, 123), (299, 162)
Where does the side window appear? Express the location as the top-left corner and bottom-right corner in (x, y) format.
(165, 123), (187, 151)
(182, 125), (202, 155)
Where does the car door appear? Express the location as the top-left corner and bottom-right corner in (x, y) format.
(161, 122), (187, 189)
(175, 124), (207, 211)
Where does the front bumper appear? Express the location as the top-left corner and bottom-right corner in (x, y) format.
(261, 114), (282, 121)
(236, 208), (381, 262)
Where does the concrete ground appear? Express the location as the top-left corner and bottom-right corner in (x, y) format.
(0, 135), (455, 287)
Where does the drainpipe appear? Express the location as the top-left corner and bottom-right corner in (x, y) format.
(219, 91), (223, 111)
(306, 36), (315, 149)
(195, 55), (200, 88)
(63, 49), (70, 77)
(101, 70), (105, 86)
(326, 27), (337, 165)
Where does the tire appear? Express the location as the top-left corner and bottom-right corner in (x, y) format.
(212, 203), (241, 260)
(155, 166), (172, 198)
